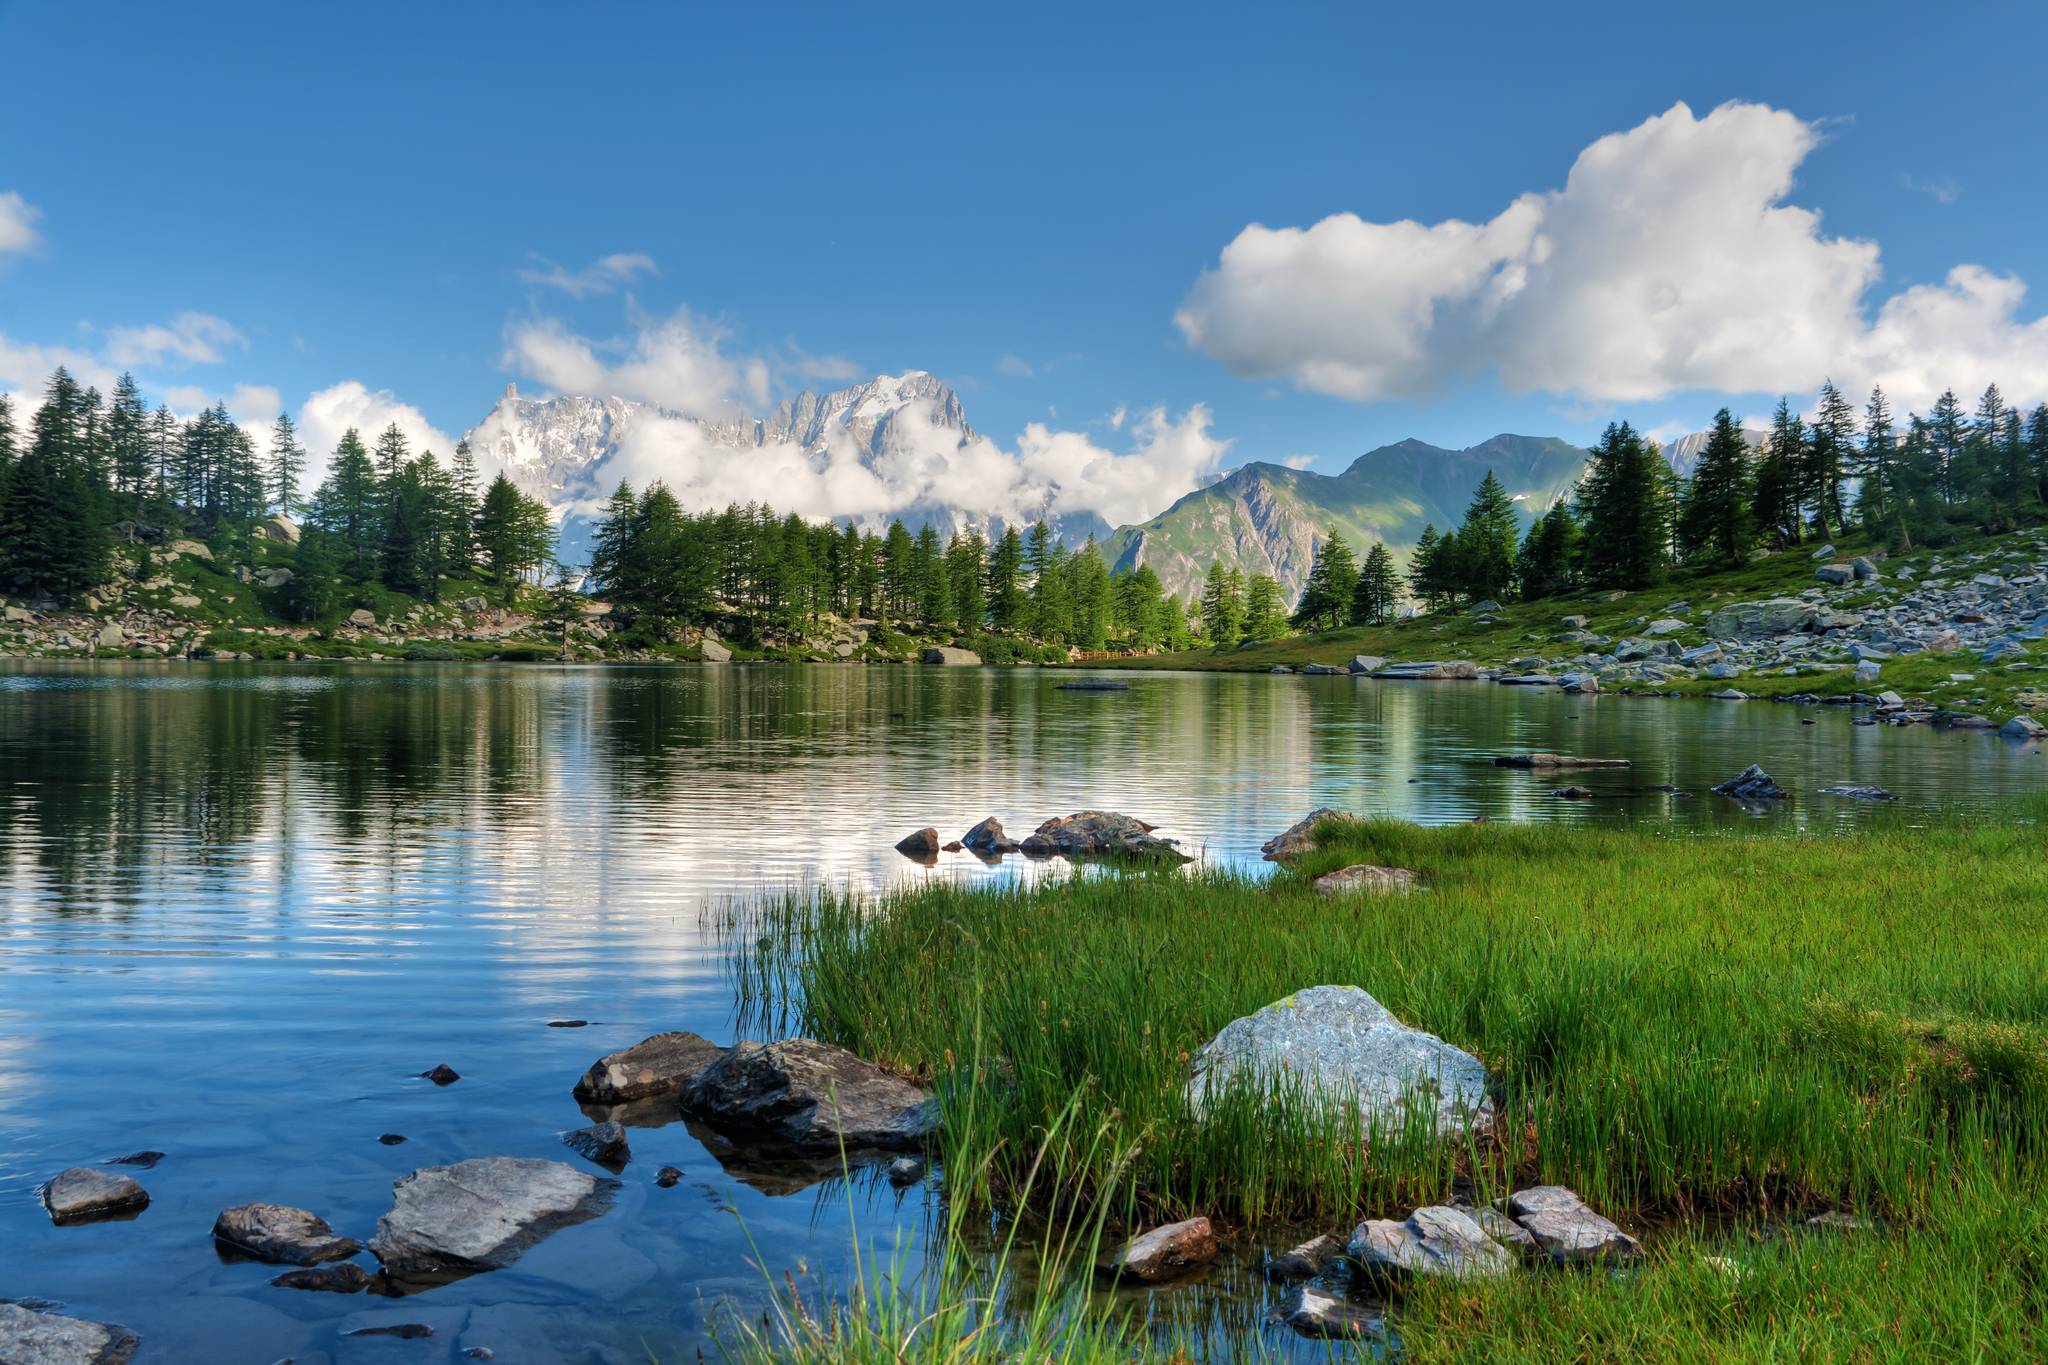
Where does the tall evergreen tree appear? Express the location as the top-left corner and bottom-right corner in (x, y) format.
(1452, 470), (1519, 601)
(1576, 421), (1672, 589)
(1854, 386), (1897, 531)
(266, 412), (306, 516)
(1676, 408), (1754, 567)
(1351, 541), (1399, 625)
(1753, 398), (1805, 543)
(1241, 573), (1285, 639)
(311, 428), (382, 580)
(1515, 499), (1579, 600)
(1199, 560), (1245, 645)
(1290, 526), (1357, 631)
(1805, 381), (1856, 539)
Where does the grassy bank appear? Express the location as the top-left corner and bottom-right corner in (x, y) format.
(731, 804), (2048, 1359)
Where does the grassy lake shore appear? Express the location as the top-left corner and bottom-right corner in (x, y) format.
(732, 802), (2048, 1361)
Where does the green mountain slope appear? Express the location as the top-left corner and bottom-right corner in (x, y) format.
(1105, 434), (1590, 601)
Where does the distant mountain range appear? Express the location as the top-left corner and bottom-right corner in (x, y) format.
(462, 368), (1739, 604)
(1103, 434), (1591, 602)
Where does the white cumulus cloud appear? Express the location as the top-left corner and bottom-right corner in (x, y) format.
(502, 308), (770, 418)
(297, 381), (459, 490)
(1177, 100), (2048, 414)
(0, 191), (41, 257)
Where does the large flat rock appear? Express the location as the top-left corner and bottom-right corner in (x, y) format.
(0, 1303), (139, 1365)
(1349, 1205), (1512, 1281)
(682, 1039), (936, 1152)
(1185, 985), (1492, 1139)
(40, 1168), (148, 1224)
(572, 1031), (725, 1105)
(367, 1158), (617, 1282)
(212, 1202), (360, 1265)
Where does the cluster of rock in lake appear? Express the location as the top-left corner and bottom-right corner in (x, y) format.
(895, 809), (1189, 862)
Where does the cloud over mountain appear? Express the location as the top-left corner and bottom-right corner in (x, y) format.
(1177, 100), (2048, 413)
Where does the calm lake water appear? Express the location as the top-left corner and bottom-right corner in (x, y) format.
(1, 660), (2042, 1361)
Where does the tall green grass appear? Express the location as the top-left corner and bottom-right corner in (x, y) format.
(723, 804), (2048, 1359)
(730, 803), (2048, 1226)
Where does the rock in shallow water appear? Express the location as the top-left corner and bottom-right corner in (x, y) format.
(1712, 764), (1787, 802)
(1260, 808), (1365, 862)
(271, 1263), (371, 1293)
(1107, 1216), (1216, 1282)
(960, 816), (1020, 853)
(682, 1039), (936, 1152)
(1266, 1232), (1343, 1279)
(893, 827), (941, 857)
(561, 1121), (630, 1170)
(0, 1303), (140, 1365)
(572, 1030), (724, 1105)
(41, 1168), (148, 1224)
(1186, 985), (1492, 1140)
(1275, 1284), (1383, 1339)
(420, 1064), (461, 1086)
(886, 1156), (926, 1186)
(212, 1202), (361, 1265)
(1017, 810), (1186, 860)
(367, 1158), (617, 1282)
(1349, 1205), (1512, 1281)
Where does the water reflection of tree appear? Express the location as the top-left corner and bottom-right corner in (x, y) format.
(0, 664), (274, 914)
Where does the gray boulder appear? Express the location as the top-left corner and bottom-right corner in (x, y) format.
(1851, 556), (1881, 581)
(1267, 1232), (1344, 1279)
(1705, 598), (1817, 638)
(1815, 564), (1855, 585)
(1713, 765), (1786, 802)
(94, 621), (124, 650)
(1185, 986), (1492, 1139)
(367, 1157), (617, 1282)
(699, 636), (732, 663)
(1275, 1284), (1383, 1339)
(1300, 662), (1345, 675)
(1346, 654), (1388, 674)
(919, 646), (981, 666)
(1374, 660), (1480, 681)
(572, 1030), (725, 1105)
(1506, 1185), (1642, 1265)
(1643, 618), (1688, 636)
(682, 1039), (936, 1152)
(41, 1168), (148, 1224)
(211, 1202), (360, 1264)
(1349, 1205), (1512, 1281)
(894, 827), (942, 857)
(1311, 864), (1417, 896)
(1018, 810), (1186, 860)
(1558, 672), (1601, 694)
(1260, 807), (1365, 862)
(346, 608), (376, 628)
(1107, 1216), (1217, 1282)
(2002, 715), (2047, 740)
(0, 1304), (139, 1365)
(561, 1121), (631, 1169)
(961, 816), (1020, 853)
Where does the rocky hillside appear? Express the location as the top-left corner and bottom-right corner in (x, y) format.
(1104, 434), (1590, 602)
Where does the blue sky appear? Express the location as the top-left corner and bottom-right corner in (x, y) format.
(3, 0), (2046, 523)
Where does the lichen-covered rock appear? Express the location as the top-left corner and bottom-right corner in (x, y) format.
(1311, 865), (1417, 896)
(1017, 811), (1186, 860)
(1260, 808), (1365, 862)
(1349, 1205), (1512, 1281)
(0, 1303), (139, 1365)
(211, 1202), (360, 1265)
(1107, 1216), (1216, 1282)
(41, 1168), (148, 1224)
(572, 1031), (725, 1105)
(682, 1039), (936, 1152)
(367, 1158), (617, 1282)
(1186, 985), (1492, 1139)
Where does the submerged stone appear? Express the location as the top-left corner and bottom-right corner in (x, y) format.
(41, 1168), (148, 1224)
(561, 1121), (630, 1170)
(1266, 1232), (1344, 1280)
(682, 1038), (936, 1152)
(1107, 1216), (1216, 1282)
(367, 1157), (617, 1282)
(0, 1303), (140, 1365)
(1275, 1283), (1383, 1339)
(212, 1202), (361, 1265)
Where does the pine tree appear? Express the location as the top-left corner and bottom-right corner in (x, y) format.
(281, 525), (341, 621)
(1676, 408), (1754, 567)
(1290, 526), (1357, 631)
(475, 473), (554, 604)
(1805, 381), (1856, 539)
(107, 373), (149, 511)
(266, 412), (306, 516)
(1452, 470), (1519, 601)
(1576, 422), (1671, 590)
(1926, 389), (1967, 505)
(987, 525), (1024, 629)
(2029, 405), (2048, 508)
(1515, 500), (1579, 600)
(1753, 398), (1805, 544)
(1854, 386), (1897, 531)
(1241, 574), (1285, 639)
(1406, 525), (1445, 609)
(1350, 541), (1399, 624)
(1199, 560), (1245, 644)
(447, 438), (482, 573)
(0, 394), (16, 483)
